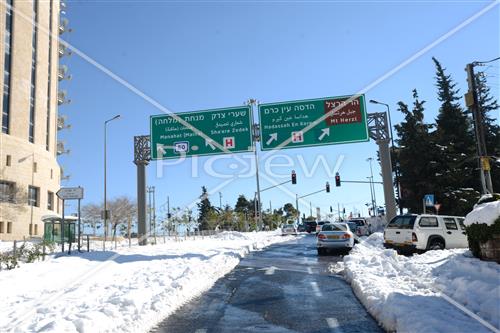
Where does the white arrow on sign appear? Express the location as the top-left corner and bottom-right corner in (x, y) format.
(258, 266), (280, 275)
(266, 133), (278, 145)
(156, 144), (166, 156)
(318, 128), (330, 141)
(205, 139), (216, 150)
(56, 187), (84, 200)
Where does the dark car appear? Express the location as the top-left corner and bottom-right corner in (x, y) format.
(305, 221), (317, 233)
(297, 224), (306, 232)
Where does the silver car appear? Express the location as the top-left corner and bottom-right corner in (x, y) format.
(317, 223), (355, 255)
(281, 224), (298, 236)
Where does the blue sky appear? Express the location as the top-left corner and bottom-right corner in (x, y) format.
(58, 0), (499, 219)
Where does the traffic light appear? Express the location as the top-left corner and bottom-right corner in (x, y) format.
(291, 170), (297, 184)
(335, 172), (341, 187)
(326, 182), (330, 193)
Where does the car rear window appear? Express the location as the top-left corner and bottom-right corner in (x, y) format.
(387, 216), (416, 229)
(322, 224), (346, 231)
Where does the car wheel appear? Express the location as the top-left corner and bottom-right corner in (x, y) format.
(317, 248), (324, 256)
(429, 240), (444, 250)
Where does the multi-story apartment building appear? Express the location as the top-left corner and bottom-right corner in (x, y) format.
(0, 0), (65, 240)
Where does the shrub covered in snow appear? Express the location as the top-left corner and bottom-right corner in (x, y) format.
(464, 194), (500, 261)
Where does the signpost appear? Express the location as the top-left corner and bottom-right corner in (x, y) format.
(423, 194), (435, 214)
(56, 186), (84, 252)
(258, 95), (369, 151)
(150, 106), (253, 160)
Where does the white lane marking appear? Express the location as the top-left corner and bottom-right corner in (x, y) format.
(195, 329), (207, 333)
(310, 281), (322, 297)
(326, 318), (344, 333)
(307, 267), (313, 274)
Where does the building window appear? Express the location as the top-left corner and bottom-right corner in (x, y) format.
(47, 191), (54, 210)
(6, 154), (11, 166)
(34, 224), (38, 235)
(50, 168), (53, 179)
(28, 185), (39, 207)
(28, 0), (39, 143)
(0, 221), (4, 233)
(7, 222), (12, 233)
(33, 162), (37, 173)
(45, 0), (53, 151)
(0, 180), (15, 203)
(29, 223), (33, 235)
(2, 0), (13, 134)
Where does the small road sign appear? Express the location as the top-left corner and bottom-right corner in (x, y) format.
(258, 95), (369, 151)
(56, 187), (84, 200)
(424, 194), (435, 207)
(150, 106), (253, 160)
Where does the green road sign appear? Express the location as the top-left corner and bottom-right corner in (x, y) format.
(258, 95), (369, 151)
(150, 106), (253, 160)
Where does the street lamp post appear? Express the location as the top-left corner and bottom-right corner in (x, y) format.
(104, 114), (120, 250)
(369, 100), (402, 214)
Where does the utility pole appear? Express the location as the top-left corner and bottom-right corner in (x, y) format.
(247, 99), (263, 230)
(465, 63), (493, 194)
(152, 186), (156, 243)
(219, 192), (223, 210)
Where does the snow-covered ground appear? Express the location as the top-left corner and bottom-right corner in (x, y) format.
(0, 231), (293, 333)
(336, 233), (500, 333)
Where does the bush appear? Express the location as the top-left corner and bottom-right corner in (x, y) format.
(0, 240), (56, 270)
(466, 217), (500, 258)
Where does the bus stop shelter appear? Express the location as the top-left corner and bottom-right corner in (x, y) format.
(42, 215), (77, 244)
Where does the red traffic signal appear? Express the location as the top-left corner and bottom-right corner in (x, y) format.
(291, 170), (297, 184)
(326, 182), (330, 193)
(335, 172), (341, 187)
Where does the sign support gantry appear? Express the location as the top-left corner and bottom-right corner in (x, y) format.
(134, 135), (150, 245)
(367, 112), (397, 223)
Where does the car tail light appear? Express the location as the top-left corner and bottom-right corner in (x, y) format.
(342, 233), (351, 239)
(412, 232), (418, 242)
(318, 234), (326, 240)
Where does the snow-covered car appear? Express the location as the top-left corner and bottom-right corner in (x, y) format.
(384, 214), (467, 252)
(281, 224), (298, 236)
(349, 218), (369, 236)
(317, 223), (354, 255)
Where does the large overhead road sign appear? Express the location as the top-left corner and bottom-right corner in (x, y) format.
(150, 106), (253, 160)
(258, 95), (369, 151)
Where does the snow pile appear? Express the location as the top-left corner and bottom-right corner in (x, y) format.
(464, 200), (500, 226)
(366, 216), (386, 232)
(340, 233), (500, 332)
(0, 231), (292, 333)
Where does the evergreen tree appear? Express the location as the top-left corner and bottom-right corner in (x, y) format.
(475, 71), (500, 191)
(197, 186), (214, 230)
(394, 90), (434, 213)
(432, 57), (478, 214)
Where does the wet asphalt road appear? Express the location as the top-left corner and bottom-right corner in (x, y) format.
(151, 234), (383, 333)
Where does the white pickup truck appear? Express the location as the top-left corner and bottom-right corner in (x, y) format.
(384, 214), (468, 252)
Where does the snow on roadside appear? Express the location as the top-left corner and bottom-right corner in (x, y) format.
(464, 200), (500, 226)
(0, 231), (293, 333)
(337, 233), (500, 333)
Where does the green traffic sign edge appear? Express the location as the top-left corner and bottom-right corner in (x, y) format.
(257, 94), (370, 151)
(149, 105), (255, 160)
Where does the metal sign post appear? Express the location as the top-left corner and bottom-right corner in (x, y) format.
(56, 186), (84, 253)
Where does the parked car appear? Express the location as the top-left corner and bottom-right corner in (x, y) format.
(317, 223), (355, 255)
(304, 221), (317, 233)
(281, 224), (298, 236)
(383, 214), (467, 252)
(297, 224), (307, 232)
(349, 218), (369, 236)
(315, 221), (330, 234)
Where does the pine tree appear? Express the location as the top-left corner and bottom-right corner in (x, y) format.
(197, 186), (214, 230)
(432, 57), (479, 215)
(475, 71), (500, 191)
(394, 90), (434, 213)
